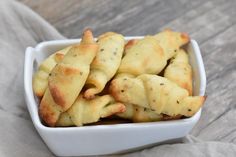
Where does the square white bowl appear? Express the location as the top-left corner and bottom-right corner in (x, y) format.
(24, 37), (206, 156)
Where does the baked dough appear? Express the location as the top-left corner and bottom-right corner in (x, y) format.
(32, 46), (70, 97)
(40, 29), (98, 126)
(84, 32), (125, 99)
(118, 30), (190, 76)
(154, 29), (190, 59)
(109, 74), (205, 117)
(118, 36), (166, 75)
(117, 104), (163, 122)
(56, 95), (125, 126)
(164, 49), (193, 95)
(117, 104), (182, 122)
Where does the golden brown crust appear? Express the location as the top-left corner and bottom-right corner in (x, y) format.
(39, 29), (98, 126)
(32, 47), (70, 98)
(48, 64), (81, 109)
(182, 82), (192, 96)
(80, 28), (94, 44)
(48, 84), (65, 109)
(39, 101), (58, 127)
(54, 53), (65, 63)
(181, 32), (190, 44)
(100, 102), (126, 118)
(47, 30), (97, 110)
(108, 79), (121, 101)
(162, 29), (190, 44)
(124, 39), (139, 52)
(39, 89), (62, 127)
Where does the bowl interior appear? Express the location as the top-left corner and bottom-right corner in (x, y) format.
(24, 37), (206, 130)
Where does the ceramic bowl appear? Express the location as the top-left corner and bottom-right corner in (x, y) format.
(24, 37), (206, 156)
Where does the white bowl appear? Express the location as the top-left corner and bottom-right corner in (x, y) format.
(24, 37), (206, 156)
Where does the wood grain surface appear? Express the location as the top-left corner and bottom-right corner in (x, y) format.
(19, 0), (236, 142)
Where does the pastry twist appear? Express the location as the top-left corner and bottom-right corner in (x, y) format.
(118, 36), (166, 75)
(118, 29), (190, 76)
(84, 32), (125, 99)
(154, 29), (190, 60)
(39, 29), (98, 126)
(32, 46), (70, 97)
(56, 95), (125, 126)
(164, 49), (193, 95)
(109, 74), (205, 117)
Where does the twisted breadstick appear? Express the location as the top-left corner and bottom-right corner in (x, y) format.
(154, 29), (190, 60)
(118, 36), (166, 75)
(110, 74), (205, 117)
(164, 49), (193, 95)
(32, 46), (70, 97)
(56, 95), (125, 126)
(40, 29), (98, 126)
(118, 30), (190, 76)
(84, 32), (125, 99)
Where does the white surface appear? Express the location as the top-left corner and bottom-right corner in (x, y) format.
(24, 37), (206, 156)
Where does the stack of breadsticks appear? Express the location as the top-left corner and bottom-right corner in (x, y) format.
(33, 29), (205, 127)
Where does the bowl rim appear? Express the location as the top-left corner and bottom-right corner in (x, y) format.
(24, 37), (206, 132)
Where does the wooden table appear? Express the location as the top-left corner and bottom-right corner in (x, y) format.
(19, 0), (236, 142)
